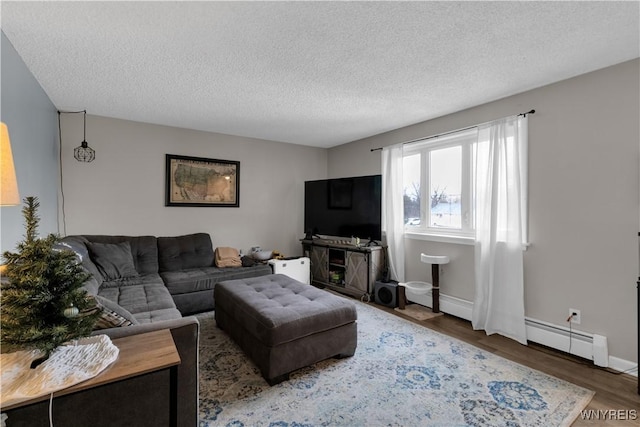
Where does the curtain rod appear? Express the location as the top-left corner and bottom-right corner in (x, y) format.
(370, 109), (535, 152)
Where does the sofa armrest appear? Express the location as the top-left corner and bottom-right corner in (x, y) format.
(92, 316), (198, 340)
(92, 317), (200, 427)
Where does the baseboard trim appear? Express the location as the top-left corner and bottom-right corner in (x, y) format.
(609, 356), (638, 376)
(404, 288), (473, 321)
(404, 289), (637, 377)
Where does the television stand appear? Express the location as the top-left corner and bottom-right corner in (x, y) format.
(301, 239), (384, 300)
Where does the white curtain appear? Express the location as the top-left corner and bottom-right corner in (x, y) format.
(381, 143), (405, 282)
(472, 116), (528, 345)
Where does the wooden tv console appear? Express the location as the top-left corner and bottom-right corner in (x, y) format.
(302, 239), (384, 300)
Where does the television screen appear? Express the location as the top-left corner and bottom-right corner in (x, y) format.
(304, 175), (382, 242)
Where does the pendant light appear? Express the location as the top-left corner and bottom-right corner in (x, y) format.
(73, 111), (95, 162)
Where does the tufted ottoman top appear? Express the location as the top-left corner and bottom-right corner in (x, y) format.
(215, 274), (357, 347)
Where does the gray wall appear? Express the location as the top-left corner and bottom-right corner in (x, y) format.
(1, 32), (59, 253)
(328, 59), (640, 363)
(58, 114), (327, 257)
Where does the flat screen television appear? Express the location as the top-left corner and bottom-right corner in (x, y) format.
(304, 174), (382, 242)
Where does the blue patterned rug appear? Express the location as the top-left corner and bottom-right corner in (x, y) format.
(197, 300), (593, 426)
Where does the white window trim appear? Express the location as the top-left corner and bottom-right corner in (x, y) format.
(403, 128), (477, 239)
(405, 230), (475, 245)
(404, 231), (530, 250)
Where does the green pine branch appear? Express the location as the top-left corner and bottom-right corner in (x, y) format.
(22, 196), (40, 244)
(1, 196), (100, 358)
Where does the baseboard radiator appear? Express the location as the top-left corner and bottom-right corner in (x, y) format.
(524, 317), (605, 364)
(405, 289), (637, 377)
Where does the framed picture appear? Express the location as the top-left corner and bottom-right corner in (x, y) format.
(165, 154), (240, 207)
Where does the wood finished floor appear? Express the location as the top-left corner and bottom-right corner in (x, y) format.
(370, 303), (639, 427)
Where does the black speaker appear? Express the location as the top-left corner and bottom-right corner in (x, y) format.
(374, 281), (398, 308)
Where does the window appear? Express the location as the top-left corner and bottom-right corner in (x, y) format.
(403, 128), (476, 236)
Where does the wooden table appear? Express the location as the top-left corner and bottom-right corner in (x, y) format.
(2, 329), (181, 426)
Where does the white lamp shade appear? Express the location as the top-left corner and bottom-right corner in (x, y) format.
(1, 122), (20, 206)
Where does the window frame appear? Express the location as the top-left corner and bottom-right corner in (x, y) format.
(403, 128), (477, 240)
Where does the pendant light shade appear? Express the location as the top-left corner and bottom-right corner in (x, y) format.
(1, 122), (20, 206)
(73, 111), (95, 162)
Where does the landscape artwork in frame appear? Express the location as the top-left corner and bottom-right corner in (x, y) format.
(165, 154), (240, 207)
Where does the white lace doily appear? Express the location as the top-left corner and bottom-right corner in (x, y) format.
(1, 334), (119, 408)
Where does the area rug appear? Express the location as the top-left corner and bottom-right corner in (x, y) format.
(197, 301), (594, 427)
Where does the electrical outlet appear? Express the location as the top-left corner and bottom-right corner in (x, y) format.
(569, 308), (581, 324)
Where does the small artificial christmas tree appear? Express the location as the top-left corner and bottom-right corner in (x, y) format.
(1, 197), (99, 365)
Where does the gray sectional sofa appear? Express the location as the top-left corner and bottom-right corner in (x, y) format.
(52, 232), (272, 427)
(61, 232), (273, 317)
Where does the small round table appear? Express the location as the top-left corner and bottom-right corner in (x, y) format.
(398, 254), (450, 313)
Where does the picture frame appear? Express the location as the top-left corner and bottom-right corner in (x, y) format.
(165, 154), (240, 207)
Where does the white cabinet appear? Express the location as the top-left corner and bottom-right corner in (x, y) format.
(268, 257), (311, 284)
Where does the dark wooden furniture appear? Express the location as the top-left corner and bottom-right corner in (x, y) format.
(2, 329), (181, 427)
(302, 239), (383, 300)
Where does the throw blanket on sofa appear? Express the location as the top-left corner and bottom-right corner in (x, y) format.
(215, 247), (242, 268)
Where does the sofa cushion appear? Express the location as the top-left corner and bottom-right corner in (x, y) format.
(133, 308), (184, 324)
(97, 282), (178, 315)
(56, 236), (104, 287)
(83, 235), (159, 275)
(157, 233), (214, 272)
(87, 241), (139, 281)
(160, 264), (273, 296)
(80, 275), (101, 296)
(99, 272), (164, 289)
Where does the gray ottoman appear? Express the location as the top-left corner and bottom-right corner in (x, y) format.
(214, 274), (357, 385)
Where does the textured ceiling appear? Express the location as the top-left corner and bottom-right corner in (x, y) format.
(1, 1), (639, 148)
